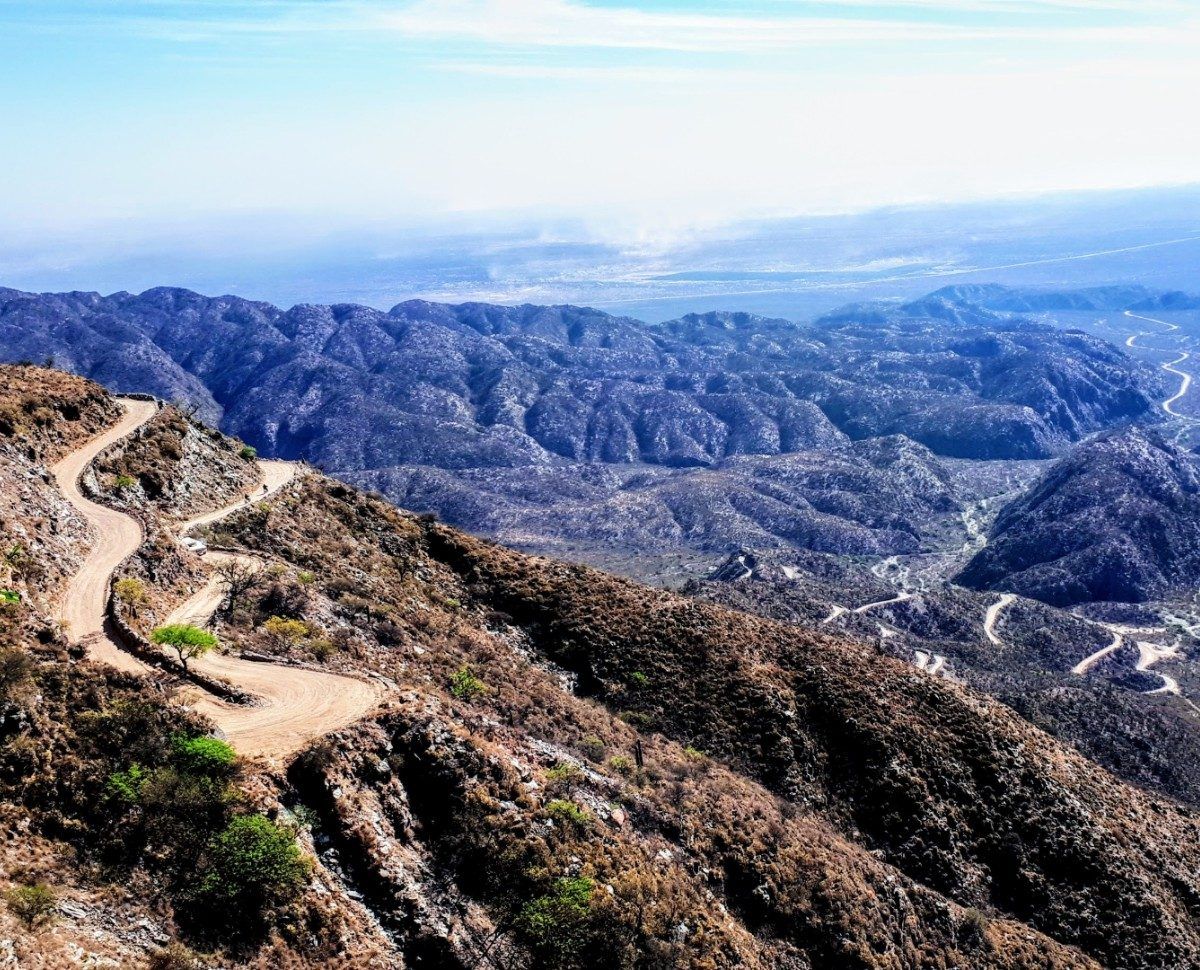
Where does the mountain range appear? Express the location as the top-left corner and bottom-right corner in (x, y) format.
(0, 284), (1170, 565)
(3, 364), (1199, 967)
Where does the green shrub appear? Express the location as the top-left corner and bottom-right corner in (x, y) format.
(545, 799), (591, 830)
(296, 571), (316, 585)
(518, 876), (597, 965)
(0, 589), (19, 605)
(307, 638), (336, 661)
(239, 446), (258, 460)
(172, 735), (238, 777)
(607, 755), (634, 778)
(114, 577), (146, 615)
(195, 814), (310, 913)
(107, 763), (147, 804)
(683, 746), (707, 761)
(628, 670), (649, 688)
(262, 615), (309, 646)
(450, 665), (486, 701)
(4, 883), (57, 928)
(113, 474), (138, 491)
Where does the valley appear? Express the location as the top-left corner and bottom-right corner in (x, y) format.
(5, 280), (1200, 965)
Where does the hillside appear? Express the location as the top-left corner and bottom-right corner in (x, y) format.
(2, 366), (1199, 967)
(0, 285), (1168, 561)
(958, 427), (1200, 605)
(688, 548), (1200, 808)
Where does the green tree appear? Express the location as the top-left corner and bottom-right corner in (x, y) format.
(196, 814), (310, 914)
(151, 624), (217, 674)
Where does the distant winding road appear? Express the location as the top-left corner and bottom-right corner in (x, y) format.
(52, 400), (382, 761)
(983, 593), (1016, 646)
(1124, 310), (1195, 419)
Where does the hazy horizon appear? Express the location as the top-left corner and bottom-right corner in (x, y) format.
(6, 1), (1200, 231)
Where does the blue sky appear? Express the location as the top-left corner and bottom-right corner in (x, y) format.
(4, 0), (1199, 240)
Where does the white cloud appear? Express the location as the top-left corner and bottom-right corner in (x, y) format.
(116, 0), (1197, 52)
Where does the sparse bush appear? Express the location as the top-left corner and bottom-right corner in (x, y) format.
(113, 474), (138, 491)
(262, 615), (309, 648)
(0, 646), (33, 699)
(151, 624), (218, 674)
(578, 735), (606, 762)
(959, 907), (991, 949)
(546, 762), (582, 794)
(518, 876), (597, 965)
(139, 768), (237, 869)
(4, 883), (57, 928)
(296, 571), (316, 585)
(307, 638), (336, 661)
(194, 814), (310, 915)
(147, 942), (204, 970)
(628, 670), (649, 688)
(114, 577), (147, 616)
(545, 799), (590, 830)
(450, 665), (486, 701)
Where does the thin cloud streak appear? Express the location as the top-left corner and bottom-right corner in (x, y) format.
(99, 0), (1195, 54)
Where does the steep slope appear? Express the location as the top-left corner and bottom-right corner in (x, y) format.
(958, 427), (1200, 605)
(6, 367), (1200, 968)
(211, 466), (1200, 970)
(689, 548), (1200, 808)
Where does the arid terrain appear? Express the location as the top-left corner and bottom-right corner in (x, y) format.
(2, 364), (1200, 968)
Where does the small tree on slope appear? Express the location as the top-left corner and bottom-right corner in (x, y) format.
(151, 624), (218, 674)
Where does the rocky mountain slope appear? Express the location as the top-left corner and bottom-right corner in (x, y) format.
(958, 427), (1200, 605)
(3, 366), (1200, 968)
(0, 285), (1168, 560)
(690, 548), (1200, 809)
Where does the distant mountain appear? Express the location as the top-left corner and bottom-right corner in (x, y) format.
(932, 283), (1200, 312)
(0, 284), (1169, 558)
(958, 427), (1200, 605)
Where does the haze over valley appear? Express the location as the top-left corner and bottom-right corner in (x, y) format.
(7, 0), (1200, 965)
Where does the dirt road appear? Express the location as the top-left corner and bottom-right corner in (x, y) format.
(983, 592), (1016, 645)
(52, 398), (159, 675)
(53, 401), (382, 761)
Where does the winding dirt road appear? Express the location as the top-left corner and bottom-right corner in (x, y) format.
(52, 399), (159, 675)
(853, 590), (914, 615)
(52, 400), (383, 761)
(1071, 631), (1123, 676)
(1124, 310), (1195, 419)
(983, 593), (1016, 646)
